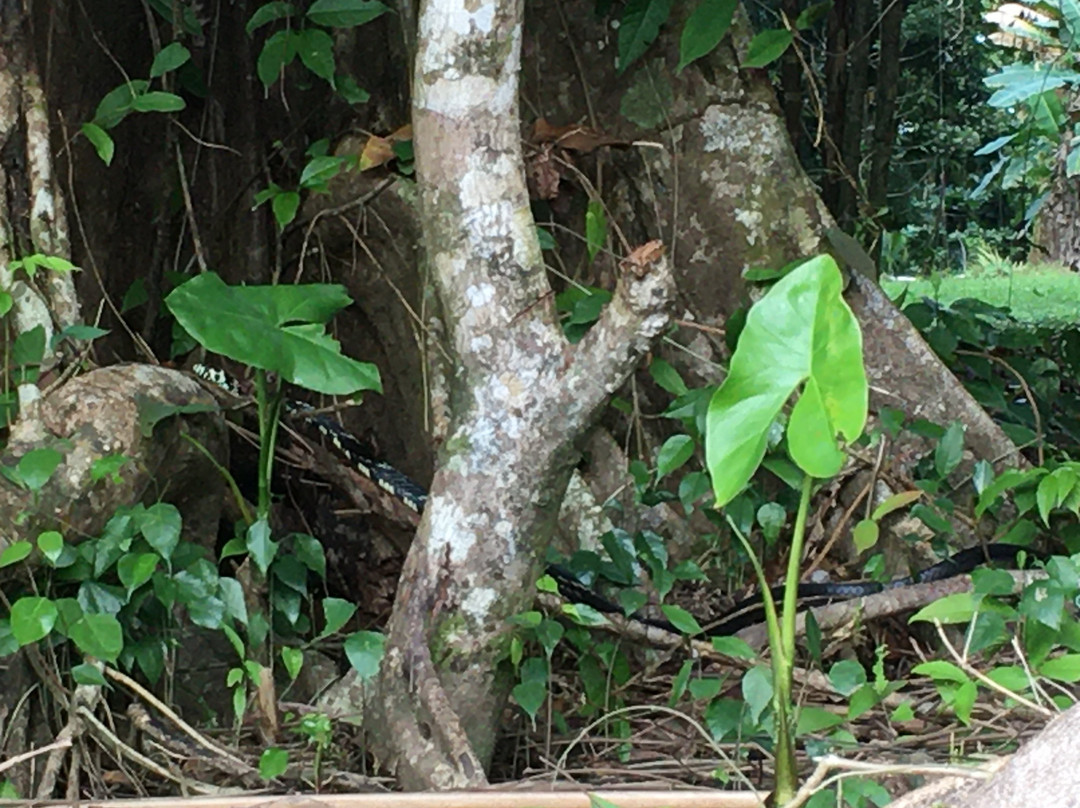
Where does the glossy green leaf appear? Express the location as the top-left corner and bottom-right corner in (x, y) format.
(512, 680), (546, 720)
(321, 597), (357, 637)
(295, 28), (336, 83)
(985, 665), (1030, 692)
(536, 227), (556, 250)
(10, 597), (58, 645)
(909, 592), (976, 624)
(306, 0), (388, 27)
(661, 604), (702, 635)
(710, 635), (756, 660)
(677, 0), (737, 72)
(561, 603), (611, 626)
(90, 454), (129, 484)
(742, 666), (772, 724)
(1020, 581), (1065, 629)
(72, 663), (108, 685)
(1038, 653), (1080, 682)
(18, 447), (63, 492)
(976, 467), (1044, 518)
(743, 28), (793, 68)
(259, 747), (290, 780)
(78, 581), (127, 616)
(344, 630), (385, 680)
(218, 577), (248, 626)
(68, 613), (123, 661)
(795, 705), (845, 735)
(828, 659), (867, 696)
(870, 489), (923, 520)
(952, 679), (977, 725)
(246, 518), (277, 575)
(12, 325), (46, 370)
(93, 80), (149, 128)
(138, 503), (182, 560)
(706, 255), (866, 506)
(617, 0), (671, 74)
(1062, 0), (1080, 47)
(335, 74), (370, 105)
(912, 659), (969, 684)
(272, 190), (300, 228)
(585, 199), (606, 261)
(257, 30), (298, 87)
(795, 1), (832, 29)
(247, 2), (296, 35)
(281, 647), (304, 680)
(150, 43), (191, 78)
(117, 553), (159, 592)
(649, 357), (688, 396)
(81, 123), (115, 165)
(131, 92), (186, 113)
(678, 471), (712, 512)
(0, 541), (32, 569)
(911, 503), (953, 534)
(293, 533), (326, 579)
(687, 676), (724, 701)
(934, 421), (965, 478)
(756, 502), (786, 542)
(165, 272), (381, 395)
(299, 155), (344, 188)
(852, 518), (878, 553)
(656, 434), (694, 479)
(147, 0), (203, 34)
(669, 659), (692, 704)
(984, 63), (1080, 108)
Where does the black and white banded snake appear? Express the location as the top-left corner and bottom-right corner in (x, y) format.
(192, 364), (1038, 638)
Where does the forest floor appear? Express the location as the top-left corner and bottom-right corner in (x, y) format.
(882, 263), (1080, 326)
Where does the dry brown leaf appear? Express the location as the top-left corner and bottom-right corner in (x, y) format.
(358, 123), (414, 171)
(531, 117), (629, 154)
(620, 240), (665, 278)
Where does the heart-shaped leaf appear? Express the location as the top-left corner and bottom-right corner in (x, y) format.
(706, 255), (866, 506)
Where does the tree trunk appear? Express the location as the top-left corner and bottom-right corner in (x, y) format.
(889, 700), (1080, 808)
(363, 0), (675, 787)
(868, 0), (904, 238)
(822, 0), (849, 216)
(779, 0), (803, 158)
(836, 0), (873, 229)
(1032, 142), (1080, 270)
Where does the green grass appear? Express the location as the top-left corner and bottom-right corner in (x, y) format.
(881, 264), (1080, 327)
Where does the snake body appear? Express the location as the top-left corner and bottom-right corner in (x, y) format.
(192, 364), (1035, 637)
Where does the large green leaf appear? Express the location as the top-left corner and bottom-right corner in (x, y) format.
(618, 0), (671, 74)
(743, 28), (793, 68)
(984, 63), (1080, 108)
(165, 272), (381, 395)
(706, 256), (866, 507)
(677, 0), (737, 72)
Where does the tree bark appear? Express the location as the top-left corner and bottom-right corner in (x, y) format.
(822, 0), (849, 216)
(1032, 141), (1080, 270)
(362, 0), (675, 788)
(779, 0), (803, 158)
(888, 700), (1080, 808)
(868, 0), (904, 234)
(836, 0), (872, 229)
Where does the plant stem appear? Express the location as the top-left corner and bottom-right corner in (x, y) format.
(253, 369), (283, 519)
(772, 473), (815, 806)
